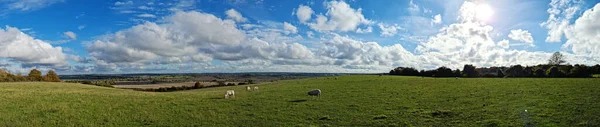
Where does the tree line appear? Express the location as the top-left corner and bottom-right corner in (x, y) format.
(389, 52), (600, 78)
(0, 69), (61, 82)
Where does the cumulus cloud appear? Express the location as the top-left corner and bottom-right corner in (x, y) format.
(508, 29), (534, 46)
(432, 14), (442, 24)
(378, 23), (403, 37)
(356, 26), (372, 33)
(0, 26), (67, 65)
(305, 1), (371, 32)
(295, 5), (313, 23)
(86, 11), (319, 72)
(63, 31), (76, 40)
(413, 1), (558, 69)
(563, 3), (600, 58)
(225, 9), (247, 22)
(540, 0), (583, 43)
(87, 11), (246, 64)
(283, 22), (297, 34)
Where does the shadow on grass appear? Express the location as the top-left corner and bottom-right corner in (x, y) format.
(289, 99), (308, 102)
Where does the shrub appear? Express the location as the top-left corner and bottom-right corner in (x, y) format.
(194, 82), (202, 88)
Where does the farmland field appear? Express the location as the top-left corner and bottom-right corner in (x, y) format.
(0, 75), (599, 126)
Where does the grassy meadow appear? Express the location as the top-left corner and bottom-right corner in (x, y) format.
(0, 75), (599, 126)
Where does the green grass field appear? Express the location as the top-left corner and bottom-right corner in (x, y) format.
(1, 75), (599, 126)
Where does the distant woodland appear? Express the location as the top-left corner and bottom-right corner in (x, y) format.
(0, 69), (61, 82)
(390, 52), (600, 78)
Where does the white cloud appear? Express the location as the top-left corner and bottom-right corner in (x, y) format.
(137, 13), (157, 18)
(3, 0), (64, 12)
(283, 22), (298, 34)
(408, 0), (420, 14)
(356, 26), (372, 33)
(0, 26), (67, 65)
(225, 9), (247, 22)
(88, 11), (246, 64)
(498, 40), (509, 49)
(77, 25), (86, 30)
(378, 23), (403, 37)
(114, 1), (133, 6)
(317, 34), (420, 68)
(508, 29), (534, 46)
(563, 3), (600, 58)
(138, 5), (152, 10)
(432, 14), (442, 24)
(540, 0), (583, 43)
(305, 1), (371, 32)
(306, 31), (314, 38)
(295, 5), (313, 23)
(413, 1), (559, 69)
(63, 31), (76, 40)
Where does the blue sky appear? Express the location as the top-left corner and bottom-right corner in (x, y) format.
(0, 0), (599, 74)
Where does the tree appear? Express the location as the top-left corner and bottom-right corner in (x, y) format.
(434, 67), (454, 77)
(44, 70), (61, 82)
(28, 69), (43, 81)
(548, 52), (566, 65)
(506, 65), (524, 77)
(497, 70), (505, 78)
(546, 66), (564, 77)
(453, 69), (462, 77)
(533, 68), (546, 77)
(462, 64), (478, 77)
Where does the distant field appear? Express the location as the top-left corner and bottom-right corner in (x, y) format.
(113, 82), (238, 89)
(1, 76), (599, 126)
(594, 74), (600, 78)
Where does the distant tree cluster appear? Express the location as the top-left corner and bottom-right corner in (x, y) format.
(390, 64), (600, 78)
(390, 52), (600, 78)
(134, 81), (251, 92)
(0, 69), (61, 82)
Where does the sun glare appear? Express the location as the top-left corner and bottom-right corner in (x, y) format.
(476, 4), (494, 21)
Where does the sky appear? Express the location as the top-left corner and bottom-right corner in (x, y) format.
(0, 0), (599, 74)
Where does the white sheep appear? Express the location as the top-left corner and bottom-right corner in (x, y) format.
(307, 89), (321, 100)
(246, 86), (251, 91)
(224, 90), (235, 99)
(253, 86), (259, 91)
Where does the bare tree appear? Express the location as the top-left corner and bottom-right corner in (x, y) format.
(548, 52), (566, 65)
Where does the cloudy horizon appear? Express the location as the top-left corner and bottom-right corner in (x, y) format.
(1, 0), (599, 74)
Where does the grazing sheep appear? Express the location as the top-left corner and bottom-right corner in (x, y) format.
(307, 89), (321, 100)
(253, 86), (259, 91)
(224, 90), (235, 99)
(246, 86), (251, 91)
(335, 77), (338, 80)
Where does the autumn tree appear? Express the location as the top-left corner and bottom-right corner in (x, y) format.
(44, 70), (61, 82)
(28, 69), (43, 81)
(548, 52), (566, 65)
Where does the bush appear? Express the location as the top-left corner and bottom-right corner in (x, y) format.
(194, 82), (202, 88)
(217, 81), (227, 86)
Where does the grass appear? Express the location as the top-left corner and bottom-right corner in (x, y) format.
(1, 75), (599, 126)
(594, 74), (600, 78)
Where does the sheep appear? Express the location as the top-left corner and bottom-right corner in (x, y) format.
(224, 90), (235, 99)
(307, 89), (321, 100)
(246, 86), (251, 91)
(253, 86), (259, 91)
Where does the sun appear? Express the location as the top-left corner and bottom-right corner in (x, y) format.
(476, 4), (494, 21)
